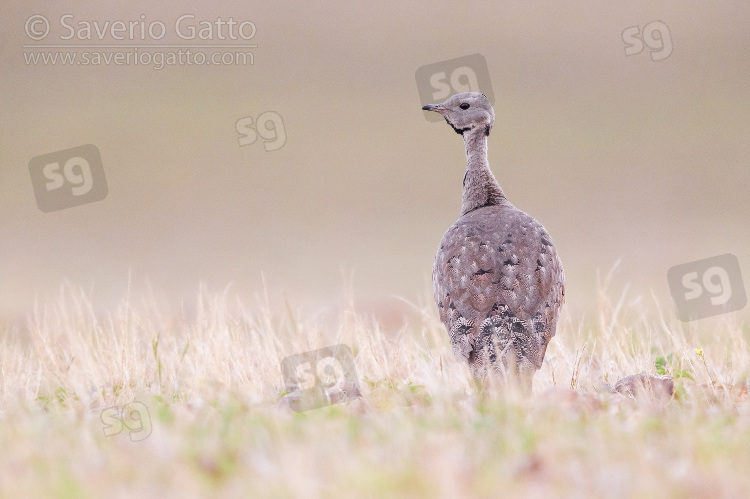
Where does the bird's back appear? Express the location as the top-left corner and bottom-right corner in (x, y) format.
(433, 202), (564, 377)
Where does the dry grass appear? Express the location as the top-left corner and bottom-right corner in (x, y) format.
(1, 277), (750, 498)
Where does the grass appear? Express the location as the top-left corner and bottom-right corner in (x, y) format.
(1, 276), (749, 498)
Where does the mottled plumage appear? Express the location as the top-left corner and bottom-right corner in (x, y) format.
(423, 92), (564, 391)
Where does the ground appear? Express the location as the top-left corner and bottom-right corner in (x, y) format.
(1, 283), (749, 498)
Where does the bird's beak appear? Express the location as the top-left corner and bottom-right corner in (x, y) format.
(422, 104), (442, 112)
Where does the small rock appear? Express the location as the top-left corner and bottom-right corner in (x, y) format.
(612, 373), (673, 403)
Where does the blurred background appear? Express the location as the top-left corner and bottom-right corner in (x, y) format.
(1, 1), (749, 326)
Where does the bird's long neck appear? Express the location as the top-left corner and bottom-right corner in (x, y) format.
(461, 125), (506, 216)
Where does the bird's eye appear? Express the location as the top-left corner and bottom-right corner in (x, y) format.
(459, 103), (470, 110)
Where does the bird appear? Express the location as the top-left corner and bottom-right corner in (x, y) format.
(423, 92), (565, 392)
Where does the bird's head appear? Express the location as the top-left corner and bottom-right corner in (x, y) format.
(422, 92), (495, 136)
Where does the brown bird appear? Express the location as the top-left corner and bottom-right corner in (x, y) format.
(423, 92), (565, 392)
